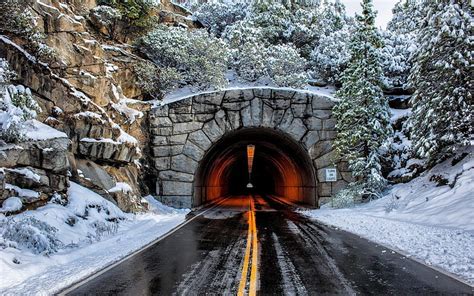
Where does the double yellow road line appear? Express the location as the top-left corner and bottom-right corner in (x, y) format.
(237, 196), (258, 296)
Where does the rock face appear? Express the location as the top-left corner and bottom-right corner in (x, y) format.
(0, 132), (70, 211)
(150, 88), (351, 208)
(0, 0), (197, 212)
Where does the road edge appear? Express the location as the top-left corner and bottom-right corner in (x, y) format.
(58, 197), (231, 295)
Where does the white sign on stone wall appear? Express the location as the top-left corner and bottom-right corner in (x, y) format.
(325, 168), (337, 182)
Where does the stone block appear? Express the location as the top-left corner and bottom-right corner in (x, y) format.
(250, 98), (263, 126)
(318, 182), (332, 197)
(222, 101), (250, 111)
(302, 131), (320, 149)
(312, 109), (332, 119)
(193, 92), (224, 105)
(241, 105), (252, 127)
(278, 109), (294, 131)
(152, 105), (169, 117)
(292, 92), (309, 104)
(312, 95), (336, 110)
(224, 89), (253, 102)
(272, 89), (294, 100)
(171, 154), (198, 174)
(304, 117), (323, 131)
(159, 195), (192, 209)
(170, 145), (184, 155)
(313, 150), (337, 168)
(151, 117), (172, 128)
(188, 130), (212, 151)
(159, 170), (194, 182)
(153, 146), (171, 157)
(253, 88), (272, 99)
(202, 120), (224, 142)
(286, 118), (307, 142)
(227, 111), (241, 130)
(182, 141), (205, 161)
(162, 181), (193, 196)
(309, 141), (333, 159)
(169, 134), (188, 145)
(155, 157), (170, 170)
(320, 131), (337, 140)
(152, 136), (169, 146)
(322, 118), (337, 130)
(169, 113), (194, 123)
(173, 122), (203, 135)
(291, 104), (309, 118)
(151, 127), (172, 136)
(195, 113), (215, 122)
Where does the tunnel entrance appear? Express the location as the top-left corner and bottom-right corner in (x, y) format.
(194, 128), (317, 207)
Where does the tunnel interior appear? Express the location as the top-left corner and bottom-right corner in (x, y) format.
(194, 128), (317, 206)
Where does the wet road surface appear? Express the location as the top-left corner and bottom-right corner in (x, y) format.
(66, 195), (473, 295)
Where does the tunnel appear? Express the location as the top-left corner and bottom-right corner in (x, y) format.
(194, 128), (317, 207)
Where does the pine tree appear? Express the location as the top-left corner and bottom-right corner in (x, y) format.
(408, 1), (473, 164)
(333, 0), (392, 202)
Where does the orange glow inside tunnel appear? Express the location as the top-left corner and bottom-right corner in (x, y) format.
(194, 128), (317, 207)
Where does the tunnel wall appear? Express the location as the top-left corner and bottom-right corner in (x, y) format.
(149, 88), (353, 208)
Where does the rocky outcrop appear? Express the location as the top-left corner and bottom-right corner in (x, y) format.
(0, 0), (159, 212)
(0, 122), (70, 212)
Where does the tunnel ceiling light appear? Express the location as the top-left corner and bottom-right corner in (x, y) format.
(247, 145), (255, 189)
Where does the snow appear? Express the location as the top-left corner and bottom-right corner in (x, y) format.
(0, 197), (22, 213)
(0, 183), (189, 294)
(161, 84), (336, 106)
(302, 146), (474, 284)
(390, 107), (411, 123)
(108, 182), (133, 194)
(20, 120), (68, 141)
(5, 168), (41, 182)
(4, 184), (40, 201)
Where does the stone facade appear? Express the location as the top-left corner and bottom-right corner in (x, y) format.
(150, 88), (351, 208)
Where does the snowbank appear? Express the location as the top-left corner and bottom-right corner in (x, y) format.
(0, 183), (188, 294)
(302, 146), (474, 284)
(161, 81), (336, 106)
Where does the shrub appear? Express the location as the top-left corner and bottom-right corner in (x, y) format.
(97, 0), (155, 29)
(138, 26), (229, 91)
(0, 1), (58, 64)
(134, 61), (181, 98)
(310, 26), (352, 84)
(1, 60), (41, 142)
(266, 44), (308, 87)
(194, 1), (248, 37)
(2, 217), (63, 255)
(90, 5), (122, 38)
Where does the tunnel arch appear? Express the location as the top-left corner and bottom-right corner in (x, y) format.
(150, 88), (352, 208)
(194, 128), (317, 207)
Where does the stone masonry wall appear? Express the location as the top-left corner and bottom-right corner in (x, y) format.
(149, 88), (353, 208)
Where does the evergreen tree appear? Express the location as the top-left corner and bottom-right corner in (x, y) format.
(333, 0), (392, 203)
(408, 1), (473, 164)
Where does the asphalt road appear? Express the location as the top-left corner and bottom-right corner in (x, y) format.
(66, 195), (473, 295)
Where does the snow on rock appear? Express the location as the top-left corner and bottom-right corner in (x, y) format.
(0, 183), (188, 294)
(108, 182), (133, 194)
(0, 197), (23, 213)
(20, 120), (68, 141)
(302, 146), (474, 284)
(144, 195), (190, 215)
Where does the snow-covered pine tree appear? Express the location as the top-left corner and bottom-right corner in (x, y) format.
(408, 1), (473, 164)
(333, 0), (392, 203)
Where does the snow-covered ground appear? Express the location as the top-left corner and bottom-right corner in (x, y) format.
(0, 183), (189, 294)
(302, 146), (474, 284)
(160, 70), (337, 105)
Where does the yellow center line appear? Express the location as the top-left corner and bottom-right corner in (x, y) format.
(237, 196), (259, 296)
(249, 197), (258, 296)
